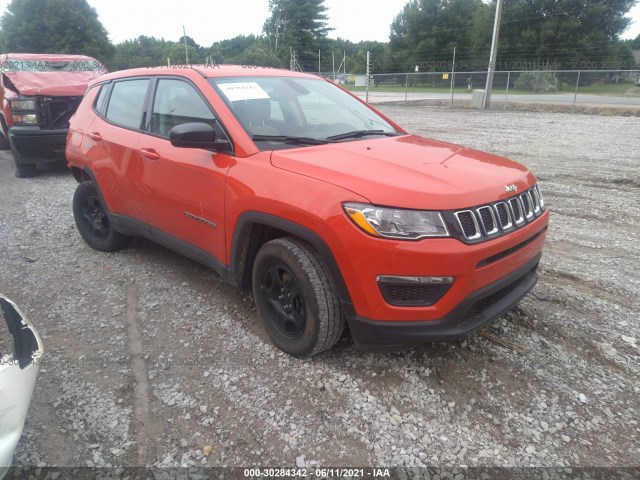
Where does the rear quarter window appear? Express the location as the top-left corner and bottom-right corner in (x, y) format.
(93, 83), (110, 116)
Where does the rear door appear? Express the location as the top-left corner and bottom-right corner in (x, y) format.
(86, 78), (151, 223)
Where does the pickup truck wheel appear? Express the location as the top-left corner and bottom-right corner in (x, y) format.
(252, 238), (344, 358)
(12, 149), (38, 178)
(73, 181), (130, 251)
(14, 162), (38, 178)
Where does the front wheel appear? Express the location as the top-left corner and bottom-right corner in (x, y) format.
(73, 181), (130, 251)
(252, 237), (345, 358)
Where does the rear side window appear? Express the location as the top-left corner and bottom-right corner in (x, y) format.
(105, 79), (149, 130)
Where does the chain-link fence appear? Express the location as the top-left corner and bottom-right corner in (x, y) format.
(337, 70), (640, 109)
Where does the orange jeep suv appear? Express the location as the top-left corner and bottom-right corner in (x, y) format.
(66, 65), (548, 357)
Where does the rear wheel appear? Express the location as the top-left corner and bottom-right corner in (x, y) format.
(252, 237), (344, 358)
(73, 181), (130, 251)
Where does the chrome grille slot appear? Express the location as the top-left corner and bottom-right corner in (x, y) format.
(454, 210), (481, 240)
(494, 202), (512, 230)
(535, 184), (545, 209)
(531, 188), (541, 213)
(520, 192), (534, 219)
(509, 198), (525, 225)
(477, 206), (498, 235)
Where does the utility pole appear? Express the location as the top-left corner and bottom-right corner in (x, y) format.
(365, 51), (370, 103)
(482, 0), (504, 109)
(319, 49), (321, 76)
(332, 51), (335, 81)
(183, 25), (189, 64)
(449, 46), (456, 108)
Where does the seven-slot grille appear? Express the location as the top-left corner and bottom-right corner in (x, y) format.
(453, 185), (545, 242)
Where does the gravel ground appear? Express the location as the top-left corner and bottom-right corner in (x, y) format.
(1, 106), (639, 476)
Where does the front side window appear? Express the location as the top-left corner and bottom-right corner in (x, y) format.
(105, 79), (149, 130)
(209, 76), (400, 150)
(149, 78), (215, 137)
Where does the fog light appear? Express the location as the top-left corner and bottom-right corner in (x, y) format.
(377, 275), (454, 306)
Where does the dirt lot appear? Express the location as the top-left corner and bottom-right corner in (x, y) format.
(1, 106), (638, 476)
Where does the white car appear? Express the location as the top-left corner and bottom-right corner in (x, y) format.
(0, 295), (43, 479)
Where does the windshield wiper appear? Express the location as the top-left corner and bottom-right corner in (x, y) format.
(326, 130), (399, 141)
(252, 134), (329, 146)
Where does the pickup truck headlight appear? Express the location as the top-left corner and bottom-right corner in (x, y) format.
(10, 100), (38, 110)
(344, 203), (450, 239)
(12, 113), (38, 125)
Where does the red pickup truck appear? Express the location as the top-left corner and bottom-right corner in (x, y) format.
(0, 53), (105, 177)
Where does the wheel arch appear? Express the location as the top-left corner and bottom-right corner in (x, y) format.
(70, 167), (125, 234)
(229, 212), (355, 317)
(70, 165), (92, 183)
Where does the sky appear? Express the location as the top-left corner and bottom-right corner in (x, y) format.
(0, 0), (638, 45)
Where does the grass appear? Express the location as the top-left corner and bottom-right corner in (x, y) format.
(343, 82), (640, 96)
(574, 82), (639, 96)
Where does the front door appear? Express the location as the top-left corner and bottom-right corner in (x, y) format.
(138, 77), (232, 266)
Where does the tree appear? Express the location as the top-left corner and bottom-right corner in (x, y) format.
(493, 0), (639, 70)
(388, 0), (639, 72)
(112, 36), (168, 70)
(0, 0), (114, 63)
(389, 0), (487, 72)
(263, 0), (332, 69)
(623, 33), (640, 51)
(163, 43), (201, 65)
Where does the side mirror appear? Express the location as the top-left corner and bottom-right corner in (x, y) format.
(169, 122), (230, 150)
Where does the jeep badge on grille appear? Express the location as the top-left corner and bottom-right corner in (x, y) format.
(505, 184), (518, 193)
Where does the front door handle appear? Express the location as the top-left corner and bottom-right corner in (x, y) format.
(87, 132), (102, 141)
(139, 148), (161, 160)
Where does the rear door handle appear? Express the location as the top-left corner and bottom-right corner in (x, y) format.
(87, 132), (102, 141)
(139, 148), (161, 160)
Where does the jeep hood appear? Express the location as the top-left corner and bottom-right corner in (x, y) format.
(270, 135), (535, 210)
(2, 71), (100, 96)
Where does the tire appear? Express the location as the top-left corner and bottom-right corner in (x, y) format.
(14, 161), (38, 178)
(252, 237), (345, 358)
(72, 181), (130, 252)
(12, 148), (38, 178)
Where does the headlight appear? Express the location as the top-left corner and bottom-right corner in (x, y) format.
(344, 203), (450, 239)
(10, 99), (38, 110)
(12, 114), (38, 125)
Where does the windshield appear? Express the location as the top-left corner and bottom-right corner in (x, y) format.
(209, 76), (400, 149)
(0, 58), (104, 72)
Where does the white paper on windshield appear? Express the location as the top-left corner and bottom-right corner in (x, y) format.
(218, 82), (270, 102)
